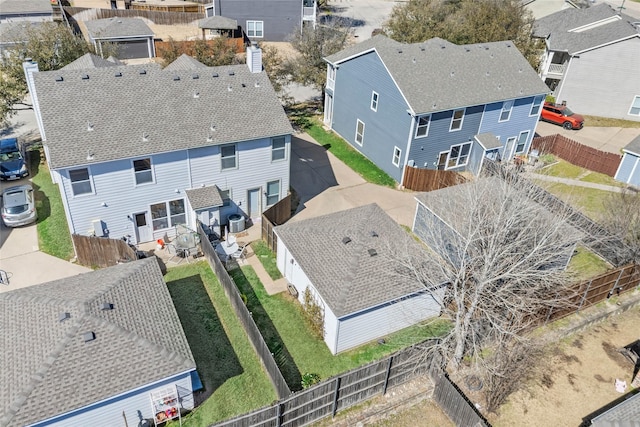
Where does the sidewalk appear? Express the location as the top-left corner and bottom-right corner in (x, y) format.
(243, 244), (288, 295)
(523, 171), (624, 193)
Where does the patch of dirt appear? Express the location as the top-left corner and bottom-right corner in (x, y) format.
(594, 374), (608, 383)
(571, 338), (583, 349)
(602, 341), (632, 369)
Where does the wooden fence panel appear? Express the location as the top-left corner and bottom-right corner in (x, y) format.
(72, 234), (136, 268)
(64, 7), (203, 26)
(280, 381), (335, 426)
(430, 368), (489, 427)
(335, 360), (387, 412)
(532, 134), (622, 177)
(402, 166), (466, 192)
(261, 194), (292, 253)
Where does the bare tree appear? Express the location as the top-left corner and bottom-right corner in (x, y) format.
(599, 188), (640, 264)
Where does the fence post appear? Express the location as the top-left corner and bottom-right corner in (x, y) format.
(577, 279), (593, 312)
(609, 268), (626, 297)
(331, 377), (341, 418)
(276, 402), (283, 427)
(382, 356), (393, 396)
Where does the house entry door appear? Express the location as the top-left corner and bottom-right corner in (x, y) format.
(436, 152), (448, 170)
(134, 212), (152, 243)
(247, 188), (261, 219)
(324, 94), (333, 124)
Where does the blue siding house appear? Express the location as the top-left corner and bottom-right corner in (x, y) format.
(26, 53), (293, 244)
(323, 35), (549, 185)
(0, 259), (199, 427)
(614, 135), (640, 187)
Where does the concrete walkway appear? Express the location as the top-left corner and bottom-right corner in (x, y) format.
(243, 244), (288, 295)
(524, 171), (625, 193)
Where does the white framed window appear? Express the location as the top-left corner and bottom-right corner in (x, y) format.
(629, 95), (640, 116)
(371, 91), (379, 111)
(499, 100), (513, 122)
(246, 20), (263, 38)
(446, 141), (472, 169)
(450, 108), (465, 131)
(355, 119), (365, 145)
(221, 144), (237, 170)
(220, 188), (231, 207)
(266, 180), (280, 206)
(392, 146), (401, 167)
(415, 115), (430, 138)
(69, 168), (93, 196)
(530, 95), (543, 116)
(272, 137), (286, 162)
(515, 130), (530, 154)
(151, 199), (185, 231)
(133, 158), (153, 185)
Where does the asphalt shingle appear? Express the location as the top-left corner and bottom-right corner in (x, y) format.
(185, 185), (224, 209)
(60, 52), (122, 70)
(623, 134), (640, 156)
(85, 17), (154, 39)
(0, 0), (52, 15)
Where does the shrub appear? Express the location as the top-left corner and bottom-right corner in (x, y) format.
(539, 153), (556, 165)
(545, 94), (556, 104)
(302, 288), (324, 339)
(301, 372), (321, 389)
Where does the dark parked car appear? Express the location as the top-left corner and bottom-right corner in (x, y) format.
(0, 138), (28, 180)
(540, 102), (585, 130)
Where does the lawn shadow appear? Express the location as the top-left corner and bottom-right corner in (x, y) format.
(230, 267), (303, 392)
(27, 149), (50, 224)
(166, 274), (243, 405)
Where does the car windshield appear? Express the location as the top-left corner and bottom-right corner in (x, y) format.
(5, 204), (28, 214)
(562, 107), (575, 116)
(0, 151), (21, 162)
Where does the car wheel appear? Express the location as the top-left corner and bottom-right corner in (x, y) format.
(563, 121), (573, 130)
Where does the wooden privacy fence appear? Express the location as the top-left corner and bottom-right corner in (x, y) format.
(262, 194), (292, 253)
(430, 368), (489, 427)
(197, 222), (291, 399)
(211, 340), (443, 427)
(155, 38), (245, 58)
(72, 234), (136, 268)
(64, 7), (203, 26)
(130, 2), (204, 13)
(402, 166), (467, 192)
(532, 134), (622, 177)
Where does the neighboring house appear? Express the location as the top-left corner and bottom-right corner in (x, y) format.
(533, 3), (640, 121)
(590, 391), (640, 427)
(0, 0), (53, 23)
(523, 0), (579, 20)
(274, 203), (446, 355)
(323, 35), (549, 185)
(85, 17), (156, 59)
(25, 50), (293, 245)
(0, 21), (45, 56)
(204, 0), (316, 42)
(0, 258), (198, 427)
(614, 135), (640, 187)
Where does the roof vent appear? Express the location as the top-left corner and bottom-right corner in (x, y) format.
(485, 71), (490, 76)
(412, 58), (416, 64)
(228, 70), (235, 76)
(207, 133), (213, 143)
(115, 72), (122, 77)
(81, 74), (89, 80)
(342, 236), (352, 245)
(497, 84), (502, 90)
(227, 85), (232, 92)
(139, 69), (146, 75)
(86, 153), (95, 161)
(420, 46), (425, 51)
(397, 49), (403, 54)
(254, 81), (260, 88)
(210, 123), (216, 131)
(87, 122), (94, 132)
(370, 231), (378, 237)
(518, 68), (523, 73)
(368, 248), (378, 257)
(432, 102), (437, 109)
(241, 83), (246, 88)
(440, 45), (445, 49)
(142, 132), (149, 142)
(173, 75), (180, 81)
(450, 71), (455, 77)
(55, 76), (63, 82)
(506, 42), (512, 47)
(83, 331), (96, 342)
(464, 47), (470, 52)
(192, 73), (199, 79)
(193, 91), (200, 98)
(101, 302), (113, 310)
(212, 72), (219, 77)
(59, 312), (71, 322)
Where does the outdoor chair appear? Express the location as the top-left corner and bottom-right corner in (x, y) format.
(231, 243), (247, 262)
(166, 243), (181, 264)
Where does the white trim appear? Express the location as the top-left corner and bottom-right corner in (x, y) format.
(370, 91), (379, 112)
(68, 166), (95, 197)
(627, 156), (640, 184)
(504, 136), (517, 161)
(529, 95), (543, 117)
(131, 157), (155, 186)
(555, 56), (574, 100)
(628, 95), (640, 116)
(572, 34), (639, 55)
(499, 100), (513, 122)
(355, 119), (365, 146)
(568, 15), (620, 33)
(271, 136), (287, 162)
(266, 179), (281, 206)
(246, 20), (264, 38)
(436, 150), (449, 170)
(515, 130), (531, 154)
(415, 114), (431, 138)
(150, 198), (187, 232)
(449, 108), (465, 131)
(401, 114), (416, 186)
(392, 146), (401, 167)
(444, 141), (471, 170)
(220, 143), (238, 170)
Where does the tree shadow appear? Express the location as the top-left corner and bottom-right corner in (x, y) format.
(229, 267), (303, 392)
(166, 274), (243, 405)
(319, 14), (365, 28)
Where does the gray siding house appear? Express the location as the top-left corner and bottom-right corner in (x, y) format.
(534, 3), (640, 121)
(26, 52), (293, 245)
(85, 17), (156, 59)
(205, 0), (316, 42)
(0, 258), (198, 427)
(615, 135), (640, 187)
(274, 203), (446, 355)
(323, 35), (549, 185)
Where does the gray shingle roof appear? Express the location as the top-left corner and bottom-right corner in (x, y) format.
(198, 16), (238, 30)
(325, 35), (549, 115)
(0, 21), (45, 44)
(85, 17), (154, 39)
(274, 203), (446, 317)
(591, 391), (640, 427)
(163, 53), (210, 72)
(33, 58), (293, 169)
(60, 52), (122, 70)
(475, 132), (501, 150)
(0, 0), (52, 15)
(623, 135), (640, 157)
(533, 3), (640, 54)
(186, 184), (224, 209)
(0, 258), (195, 427)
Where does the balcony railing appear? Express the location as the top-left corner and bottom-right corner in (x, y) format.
(547, 63), (565, 75)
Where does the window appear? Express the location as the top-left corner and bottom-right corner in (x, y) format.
(446, 141), (471, 169)
(221, 144), (237, 170)
(69, 168), (92, 196)
(392, 146), (401, 167)
(450, 108), (465, 131)
(272, 137), (286, 161)
(220, 189), (231, 207)
(151, 199), (185, 231)
(355, 119), (365, 145)
(530, 95), (543, 116)
(500, 100), (513, 122)
(415, 115), (430, 138)
(266, 180), (280, 206)
(629, 96), (640, 116)
(133, 158), (153, 185)
(371, 92), (379, 111)
(246, 20), (263, 38)
(515, 130), (530, 154)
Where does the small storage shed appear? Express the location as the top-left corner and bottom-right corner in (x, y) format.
(614, 135), (640, 187)
(274, 203), (446, 355)
(85, 17), (155, 59)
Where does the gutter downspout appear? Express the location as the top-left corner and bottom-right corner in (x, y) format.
(400, 109), (416, 187)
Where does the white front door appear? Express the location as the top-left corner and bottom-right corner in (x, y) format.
(247, 188), (261, 219)
(324, 94), (333, 126)
(133, 212), (153, 243)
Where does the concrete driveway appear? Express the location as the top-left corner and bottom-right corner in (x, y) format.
(535, 121), (640, 155)
(326, 0), (398, 39)
(290, 133), (417, 227)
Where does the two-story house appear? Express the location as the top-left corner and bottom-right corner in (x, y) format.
(205, 0), (316, 42)
(323, 35), (550, 185)
(26, 50), (293, 245)
(533, 3), (640, 121)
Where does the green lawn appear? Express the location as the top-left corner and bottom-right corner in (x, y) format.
(534, 181), (610, 220)
(305, 120), (397, 188)
(29, 149), (74, 260)
(536, 159), (584, 179)
(251, 240), (282, 280)
(579, 171), (624, 187)
(567, 246), (611, 281)
(165, 262), (276, 426)
(230, 265), (450, 391)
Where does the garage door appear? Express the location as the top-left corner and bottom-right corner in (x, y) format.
(103, 39), (150, 59)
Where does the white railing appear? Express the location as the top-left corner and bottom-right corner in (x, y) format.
(303, 6), (315, 18)
(547, 63), (565, 75)
(326, 78), (334, 91)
